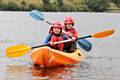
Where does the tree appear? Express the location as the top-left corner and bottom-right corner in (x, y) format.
(111, 0), (120, 7)
(85, 0), (110, 12)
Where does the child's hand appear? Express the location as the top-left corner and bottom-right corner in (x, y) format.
(49, 41), (54, 46)
(69, 33), (73, 37)
(71, 37), (76, 41)
(67, 33), (73, 37)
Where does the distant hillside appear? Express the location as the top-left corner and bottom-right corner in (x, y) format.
(1, 0), (43, 7)
(0, 0), (120, 12)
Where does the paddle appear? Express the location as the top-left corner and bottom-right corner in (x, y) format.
(77, 39), (92, 51)
(6, 29), (114, 58)
(29, 10), (92, 51)
(6, 39), (73, 58)
(29, 10), (52, 25)
(76, 29), (114, 39)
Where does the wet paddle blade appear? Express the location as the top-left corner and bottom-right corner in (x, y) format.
(30, 10), (52, 25)
(6, 44), (31, 58)
(30, 10), (44, 20)
(92, 29), (115, 38)
(77, 39), (92, 51)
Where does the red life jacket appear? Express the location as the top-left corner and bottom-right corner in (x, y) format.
(65, 28), (78, 38)
(50, 34), (64, 51)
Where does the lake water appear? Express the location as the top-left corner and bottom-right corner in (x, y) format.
(0, 11), (120, 80)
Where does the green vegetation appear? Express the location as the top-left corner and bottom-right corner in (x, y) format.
(0, 0), (120, 12)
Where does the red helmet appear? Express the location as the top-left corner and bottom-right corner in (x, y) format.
(49, 21), (63, 33)
(64, 16), (74, 25)
(52, 21), (62, 29)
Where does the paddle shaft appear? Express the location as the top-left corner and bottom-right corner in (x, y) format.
(76, 35), (91, 40)
(31, 35), (91, 49)
(31, 39), (72, 49)
(44, 19), (52, 25)
(31, 44), (48, 49)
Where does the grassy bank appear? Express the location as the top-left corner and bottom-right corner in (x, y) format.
(0, 0), (120, 12)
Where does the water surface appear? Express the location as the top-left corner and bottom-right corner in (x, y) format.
(0, 11), (119, 80)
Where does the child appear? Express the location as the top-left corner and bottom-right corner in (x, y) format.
(63, 16), (78, 52)
(44, 21), (68, 51)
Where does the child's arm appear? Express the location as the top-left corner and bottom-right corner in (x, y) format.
(62, 34), (69, 40)
(73, 29), (78, 38)
(44, 34), (51, 44)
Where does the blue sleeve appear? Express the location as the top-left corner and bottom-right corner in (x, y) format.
(62, 34), (69, 40)
(44, 34), (51, 44)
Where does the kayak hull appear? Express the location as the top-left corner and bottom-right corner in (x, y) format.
(30, 46), (84, 68)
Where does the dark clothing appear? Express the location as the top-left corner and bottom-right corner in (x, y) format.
(63, 27), (78, 52)
(63, 41), (77, 53)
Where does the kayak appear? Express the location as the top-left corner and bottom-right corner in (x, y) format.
(30, 46), (84, 68)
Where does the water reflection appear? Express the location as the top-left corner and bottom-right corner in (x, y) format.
(3, 64), (78, 80)
(4, 65), (29, 80)
(29, 65), (75, 80)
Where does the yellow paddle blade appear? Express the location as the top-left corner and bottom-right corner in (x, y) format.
(6, 44), (31, 58)
(92, 29), (115, 38)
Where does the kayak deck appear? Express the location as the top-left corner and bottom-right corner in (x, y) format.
(30, 46), (84, 68)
